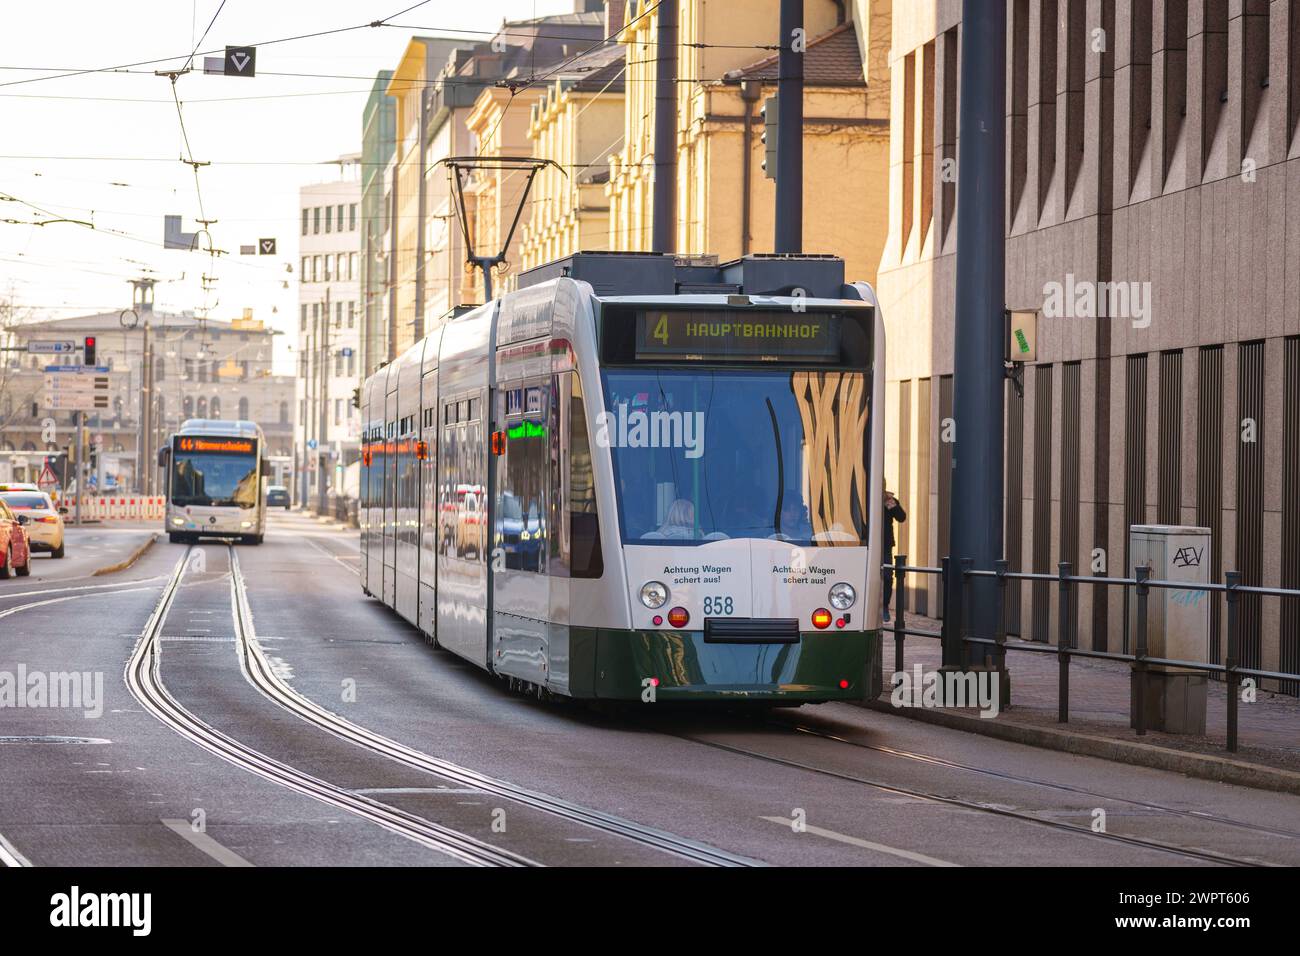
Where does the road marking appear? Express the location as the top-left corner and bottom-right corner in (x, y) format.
(353, 787), (483, 796)
(0, 831), (32, 867)
(0, 575), (166, 602)
(759, 817), (960, 867)
(161, 819), (254, 867)
(304, 536), (360, 576)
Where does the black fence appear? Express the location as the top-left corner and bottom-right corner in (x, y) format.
(881, 555), (1300, 753)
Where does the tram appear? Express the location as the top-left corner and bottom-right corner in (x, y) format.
(360, 252), (885, 704)
(158, 419), (269, 545)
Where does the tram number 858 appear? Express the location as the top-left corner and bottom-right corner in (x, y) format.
(703, 596), (735, 616)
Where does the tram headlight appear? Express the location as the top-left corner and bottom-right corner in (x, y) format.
(171, 517), (184, 526)
(829, 582), (856, 610)
(639, 581), (668, 609)
(241, 521), (253, 529)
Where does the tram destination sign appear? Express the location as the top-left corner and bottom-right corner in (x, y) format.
(176, 437), (255, 455)
(633, 309), (843, 363)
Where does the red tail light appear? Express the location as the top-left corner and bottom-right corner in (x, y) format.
(667, 607), (690, 629)
(811, 608), (832, 629)
(36, 515), (59, 523)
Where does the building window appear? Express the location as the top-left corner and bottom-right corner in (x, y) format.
(334, 398), (342, 425)
(239, 397), (249, 420)
(347, 301), (356, 328)
(183, 396), (193, 417)
(325, 254), (333, 281)
(241, 359), (249, 380)
(325, 205), (332, 233)
(197, 396), (208, 417)
(211, 396), (221, 419)
(347, 352), (355, 377)
(335, 352), (343, 376)
(300, 303), (308, 330)
(155, 356), (165, 382)
(349, 203), (357, 230)
(301, 207), (309, 236)
(313, 207), (321, 234)
(313, 256), (321, 282)
(349, 253), (357, 280)
(279, 400), (288, 424)
(335, 301), (343, 328)
(299, 398), (306, 423)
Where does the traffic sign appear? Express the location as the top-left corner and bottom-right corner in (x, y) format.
(259, 238), (276, 255)
(225, 46), (256, 77)
(43, 367), (112, 411)
(240, 244), (257, 255)
(27, 340), (76, 354)
(340, 347), (354, 357)
(37, 463), (58, 490)
(307, 439), (318, 450)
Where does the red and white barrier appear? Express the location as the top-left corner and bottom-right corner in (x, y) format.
(65, 495), (165, 522)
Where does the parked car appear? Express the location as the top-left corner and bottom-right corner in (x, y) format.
(0, 498), (32, 578)
(266, 485), (291, 510)
(0, 490), (66, 558)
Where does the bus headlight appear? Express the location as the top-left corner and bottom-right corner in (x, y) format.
(240, 521), (253, 529)
(171, 517), (184, 526)
(639, 581), (668, 609)
(829, 582), (856, 610)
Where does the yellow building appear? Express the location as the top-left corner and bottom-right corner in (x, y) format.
(519, 43), (626, 270)
(606, 0), (890, 284)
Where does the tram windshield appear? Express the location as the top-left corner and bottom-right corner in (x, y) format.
(601, 369), (870, 547)
(170, 438), (260, 509)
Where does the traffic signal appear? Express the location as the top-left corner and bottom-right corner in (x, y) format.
(350, 386), (361, 410)
(760, 96), (779, 181)
(83, 336), (97, 366)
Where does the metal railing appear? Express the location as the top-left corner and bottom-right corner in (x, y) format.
(880, 554), (1300, 753)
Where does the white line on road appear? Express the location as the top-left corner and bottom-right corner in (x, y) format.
(0, 587), (158, 622)
(0, 830), (32, 867)
(0, 574), (166, 602)
(759, 817), (960, 867)
(304, 536), (360, 576)
(161, 819), (254, 867)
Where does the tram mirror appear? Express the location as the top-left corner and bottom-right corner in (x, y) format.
(157, 447), (169, 467)
(1006, 309), (1037, 363)
(260, 460), (272, 477)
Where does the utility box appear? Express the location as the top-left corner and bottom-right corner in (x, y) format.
(1128, 525), (1211, 734)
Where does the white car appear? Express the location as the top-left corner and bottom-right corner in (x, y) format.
(0, 491), (66, 558)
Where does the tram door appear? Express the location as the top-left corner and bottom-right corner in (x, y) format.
(383, 386), (398, 607)
(490, 378), (552, 685)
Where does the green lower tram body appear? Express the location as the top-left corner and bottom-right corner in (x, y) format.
(558, 627), (883, 703)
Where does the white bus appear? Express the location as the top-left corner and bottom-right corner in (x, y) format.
(158, 419), (268, 545)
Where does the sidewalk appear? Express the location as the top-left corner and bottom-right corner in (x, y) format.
(866, 612), (1300, 795)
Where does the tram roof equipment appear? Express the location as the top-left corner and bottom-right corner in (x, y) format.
(517, 251), (853, 300)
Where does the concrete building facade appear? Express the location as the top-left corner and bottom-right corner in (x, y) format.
(1, 310), (292, 492)
(297, 162), (362, 508)
(877, 0), (1300, 689)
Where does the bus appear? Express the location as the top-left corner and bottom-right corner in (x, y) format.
(159, 419), (269, 545)
(360, 252), (885, 706)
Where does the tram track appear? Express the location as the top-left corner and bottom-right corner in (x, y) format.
(778, 717), (1300, 843)
(226, 544), (760, 867)
(667, 728), (1271, 867)
(126, 546), (536, 867)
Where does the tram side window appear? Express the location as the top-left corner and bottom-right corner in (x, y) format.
(495, 382), (547, 574)
(569, 374), (602, 578)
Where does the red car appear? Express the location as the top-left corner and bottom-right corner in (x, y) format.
(0, 497), (32, 578)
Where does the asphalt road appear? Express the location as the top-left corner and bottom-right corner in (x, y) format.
(2, 511), (1298, 867)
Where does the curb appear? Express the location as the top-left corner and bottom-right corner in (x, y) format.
(860, 699), (1300, 797)
(91, 533), (158, 577)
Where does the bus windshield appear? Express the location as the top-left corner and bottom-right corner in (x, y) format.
(600, 368), (870, 547)
(171, 444), (259, 509)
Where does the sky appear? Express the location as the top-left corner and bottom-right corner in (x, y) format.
(0, 0), (581, 373)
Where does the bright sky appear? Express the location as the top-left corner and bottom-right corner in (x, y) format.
(0, 0), (579, 373)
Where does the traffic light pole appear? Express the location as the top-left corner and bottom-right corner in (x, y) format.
(74, 411), (84, 527)
(948, 0), (1007, 669)
(774, 0), (804, 253)
(318, 284), (330, 516)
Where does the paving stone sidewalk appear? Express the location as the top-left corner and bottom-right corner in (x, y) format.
(867, 611), (1300, 791)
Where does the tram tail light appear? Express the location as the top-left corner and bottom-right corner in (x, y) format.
(415, 440), (429, 461)
(811, 608), (833, 629)
(491, 431), (506, 455)
(667, 607), (690, 629)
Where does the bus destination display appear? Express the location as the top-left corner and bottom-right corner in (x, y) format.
(176, 437), (255, 455)
(634, 310), (842, 363)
